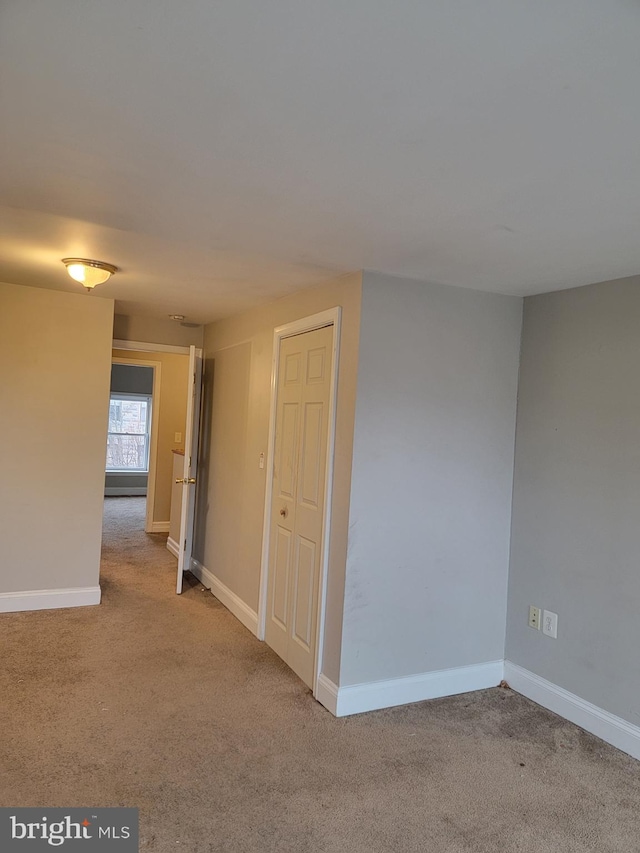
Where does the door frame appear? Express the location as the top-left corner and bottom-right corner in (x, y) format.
(176, 345), (203, 594)
(113, 339), (191, 356)
(257, 307), (342, 697)
(110, 356), (162, 534)
(111, 339), (195, 535)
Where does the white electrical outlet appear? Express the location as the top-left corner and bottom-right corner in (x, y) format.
(543, 610), (558, 638)
(174, 432), (182, 443)
(528, 605), (541, 630)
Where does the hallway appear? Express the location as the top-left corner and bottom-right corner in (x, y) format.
(1, 498), (639, 852)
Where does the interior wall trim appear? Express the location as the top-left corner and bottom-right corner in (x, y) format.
(504, 661), (640, 761)
(0, 586), (101, 613)
(166, 537), (180, 559)
(318, 660), (504, 717)
(315, 674), (339, 715)
(190, 559), (258, 636)
(113, 339), (190, 355)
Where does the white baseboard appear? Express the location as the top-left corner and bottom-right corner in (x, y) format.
(0, 586), (101, 614)
(315, 674), (339, 715)
(322, 660), (640, 759)
(166, 537), (180, 559)
(190, 559), (258, 636)
(504, 661), (640, 761)
(147, 521), (170, 533)
(189, 558), (214, 589)
(322, 660), (504, 717)
(104, 487), (147, 496)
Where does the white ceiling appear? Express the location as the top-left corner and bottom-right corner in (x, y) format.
(2, 1), (640, 323)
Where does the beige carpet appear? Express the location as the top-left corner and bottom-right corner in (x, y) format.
(1, 497), (639, 852)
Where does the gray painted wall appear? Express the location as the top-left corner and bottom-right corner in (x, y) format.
(105, 473), (148, 491)
(506, 276), (640, 726)
(340, 272), (522, 686)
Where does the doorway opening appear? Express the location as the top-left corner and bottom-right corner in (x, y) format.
(101, 340), (196, 593)
(106, 356), (161, 533)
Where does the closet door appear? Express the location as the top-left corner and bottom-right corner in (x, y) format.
(265, 326), (333, 687)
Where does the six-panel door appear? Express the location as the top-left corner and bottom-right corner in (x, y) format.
(265, 325), (333, 688)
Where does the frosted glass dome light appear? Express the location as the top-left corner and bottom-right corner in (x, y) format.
(62, 258), (118, 291)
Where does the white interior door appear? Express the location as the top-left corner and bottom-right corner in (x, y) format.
(176, 345), (203, 594)
(265, 325), (333, 687)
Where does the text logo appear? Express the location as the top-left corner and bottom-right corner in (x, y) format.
(1, 809), (138, 851)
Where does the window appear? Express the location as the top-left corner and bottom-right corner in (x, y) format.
(106, 394), (152, 472)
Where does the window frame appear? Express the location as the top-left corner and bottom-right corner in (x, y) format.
(106, 391), (153, 474)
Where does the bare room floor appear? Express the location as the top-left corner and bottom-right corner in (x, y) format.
(1, 497), (638, 852)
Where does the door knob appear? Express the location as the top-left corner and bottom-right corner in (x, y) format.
(279, 507), (288, 517)
(176, 478), (197, 484)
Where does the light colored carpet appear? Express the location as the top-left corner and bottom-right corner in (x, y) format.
(1, 496), (639, 852)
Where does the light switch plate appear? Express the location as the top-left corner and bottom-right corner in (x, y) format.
(543, 610), (558, 638)
(174, 432), (182, 443)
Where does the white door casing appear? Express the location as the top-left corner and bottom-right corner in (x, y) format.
(259, 309), (341, 693)
(176, 345), (203, 594)
(110, 356), (162, 534)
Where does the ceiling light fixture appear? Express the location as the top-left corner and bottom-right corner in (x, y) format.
(62, 258), (118, 291)
(169, 314), (200, 328)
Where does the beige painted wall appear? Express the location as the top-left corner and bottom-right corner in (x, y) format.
(113, 314), (203, 347)
(0, 282), (114, 594)
(112, 349), (189, 524)
(194, 272), (362, 683)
